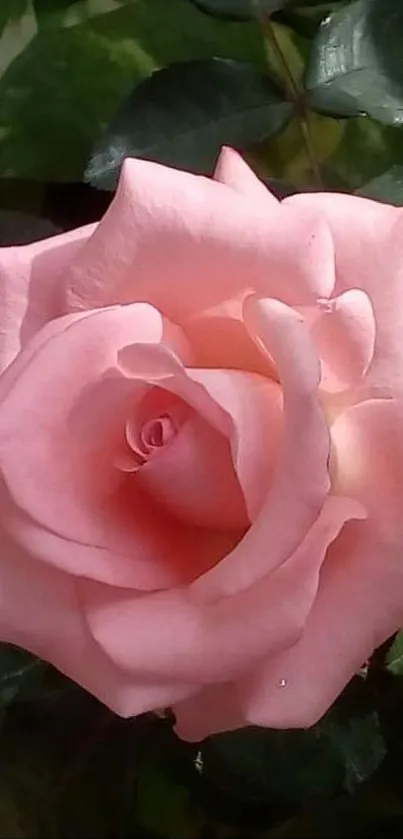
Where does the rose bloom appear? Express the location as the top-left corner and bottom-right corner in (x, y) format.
(0, 147), (402, 741)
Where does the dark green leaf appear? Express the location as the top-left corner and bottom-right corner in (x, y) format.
(0, 645), (44, 706)
(305, 0), (403, 126)
(200, 710), (385, 807)
(0, 0), (29, 34)
(0, 0), (266, 181)
(275, 1), (347, 38)
(324, 713), (387, 792)
(85, 58), (292, 189)
(386, 631), (403, 675)
(33, 0), (80, 13)
(356, 166), (403, 205)
(200, 726), (344, 805)
(189, 0), (291, 21)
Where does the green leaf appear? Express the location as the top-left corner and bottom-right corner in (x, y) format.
(189, 0), (291, 21)
(135, 762), (201, 838)
(324, 713), (387, 793)
(305, 0), (403, 126)
(201, 727), (344, 805)
(33, 0), (81, 14)
(275, 1), (347, 38)
(0, 645), (44, 706)
(0, 0), (29, 35)
(85, 58), (293, 189)
(200, 710), (386, 807)
(356, 166), (403, 205)
(0, 0), (266, 181)
(386, 631), (403, 675)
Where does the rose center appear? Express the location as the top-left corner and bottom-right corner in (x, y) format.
(140, 414), (176, 453)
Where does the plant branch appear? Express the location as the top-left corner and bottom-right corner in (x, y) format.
(255, 9), (323, 189)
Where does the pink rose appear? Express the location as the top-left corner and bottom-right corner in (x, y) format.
(0, 147), (402, 742)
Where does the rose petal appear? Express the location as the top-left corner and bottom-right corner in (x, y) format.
(137, 408), (249, 531)
(0, 224), (96, 373)
(183, 296), (275, 378)
(307, 289), (376, 393)
(286, 191), (403, 393)
(0, 517), (197, 717)
(331, 397), (403, 544)
(188, 368), (282, 520)
(213, 146), (277, 203)
(82, 495), (363, 687)
(173, 496), (366, 741)
(234, 521), (402, 730)
(190, 295), (330, 601)
(0, 304), (232, 589)
(64, 157), (335, 324)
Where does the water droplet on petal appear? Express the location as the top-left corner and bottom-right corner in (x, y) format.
(278, 678), (288, 688)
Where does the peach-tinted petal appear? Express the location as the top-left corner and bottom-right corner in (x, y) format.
(286, 191), (403, 392)
(81, 490), (332, 685)
(0, 304), (231, 588)
(64, 157), (335, 324)
(117, 343), (230, 437)
(234, 521), (403, 730)
(0, 224), (95, 373)
(188, 368), (282, 520)
(131, 400), (249, 531)
(213, 146), (277, 203)
(308, 289), (376, 392)
(172, 495), (366, 741)
(174, 682), (246, 742)
(331, 398), (403, 544)
(191, 296), (330, 601)
(0, 518), (197, 717)
(183, 296), (275, 378)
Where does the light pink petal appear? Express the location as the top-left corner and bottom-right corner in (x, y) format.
(0, 224), (96, 373)
(190, 296), (330, 601)
(286, 191), (403, 392)
(81, 489), (335, 684)
(64, 157), (335, 324)
(136, 409), (249, 531)
(183, 295), (276, 378)
(0, 304), (229, 588)
(173, 683), (246, 742)
(188, 368), (282, 520)
(331, 398), (403, 544)
(307, 289), (376, 393)
(213, 146), (277, 203)
(172, 495), (365, 740)
(0, 516), (197, 717)
(117, 343), (230, 437)
(235, 521), (403, 730)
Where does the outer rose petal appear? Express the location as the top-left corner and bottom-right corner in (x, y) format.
(0, 224), (96, 373)
(286, 191), (403, 393)
(213, 146), (277, 203)
(0, 518), (197, 717)
(233, 522), (403, 730)
(171, 495), (366, 741)
(80, 489), (332, 684)
(64, 156), (335, 323)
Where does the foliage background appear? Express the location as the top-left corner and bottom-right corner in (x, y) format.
(1, 0), (403, 836)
